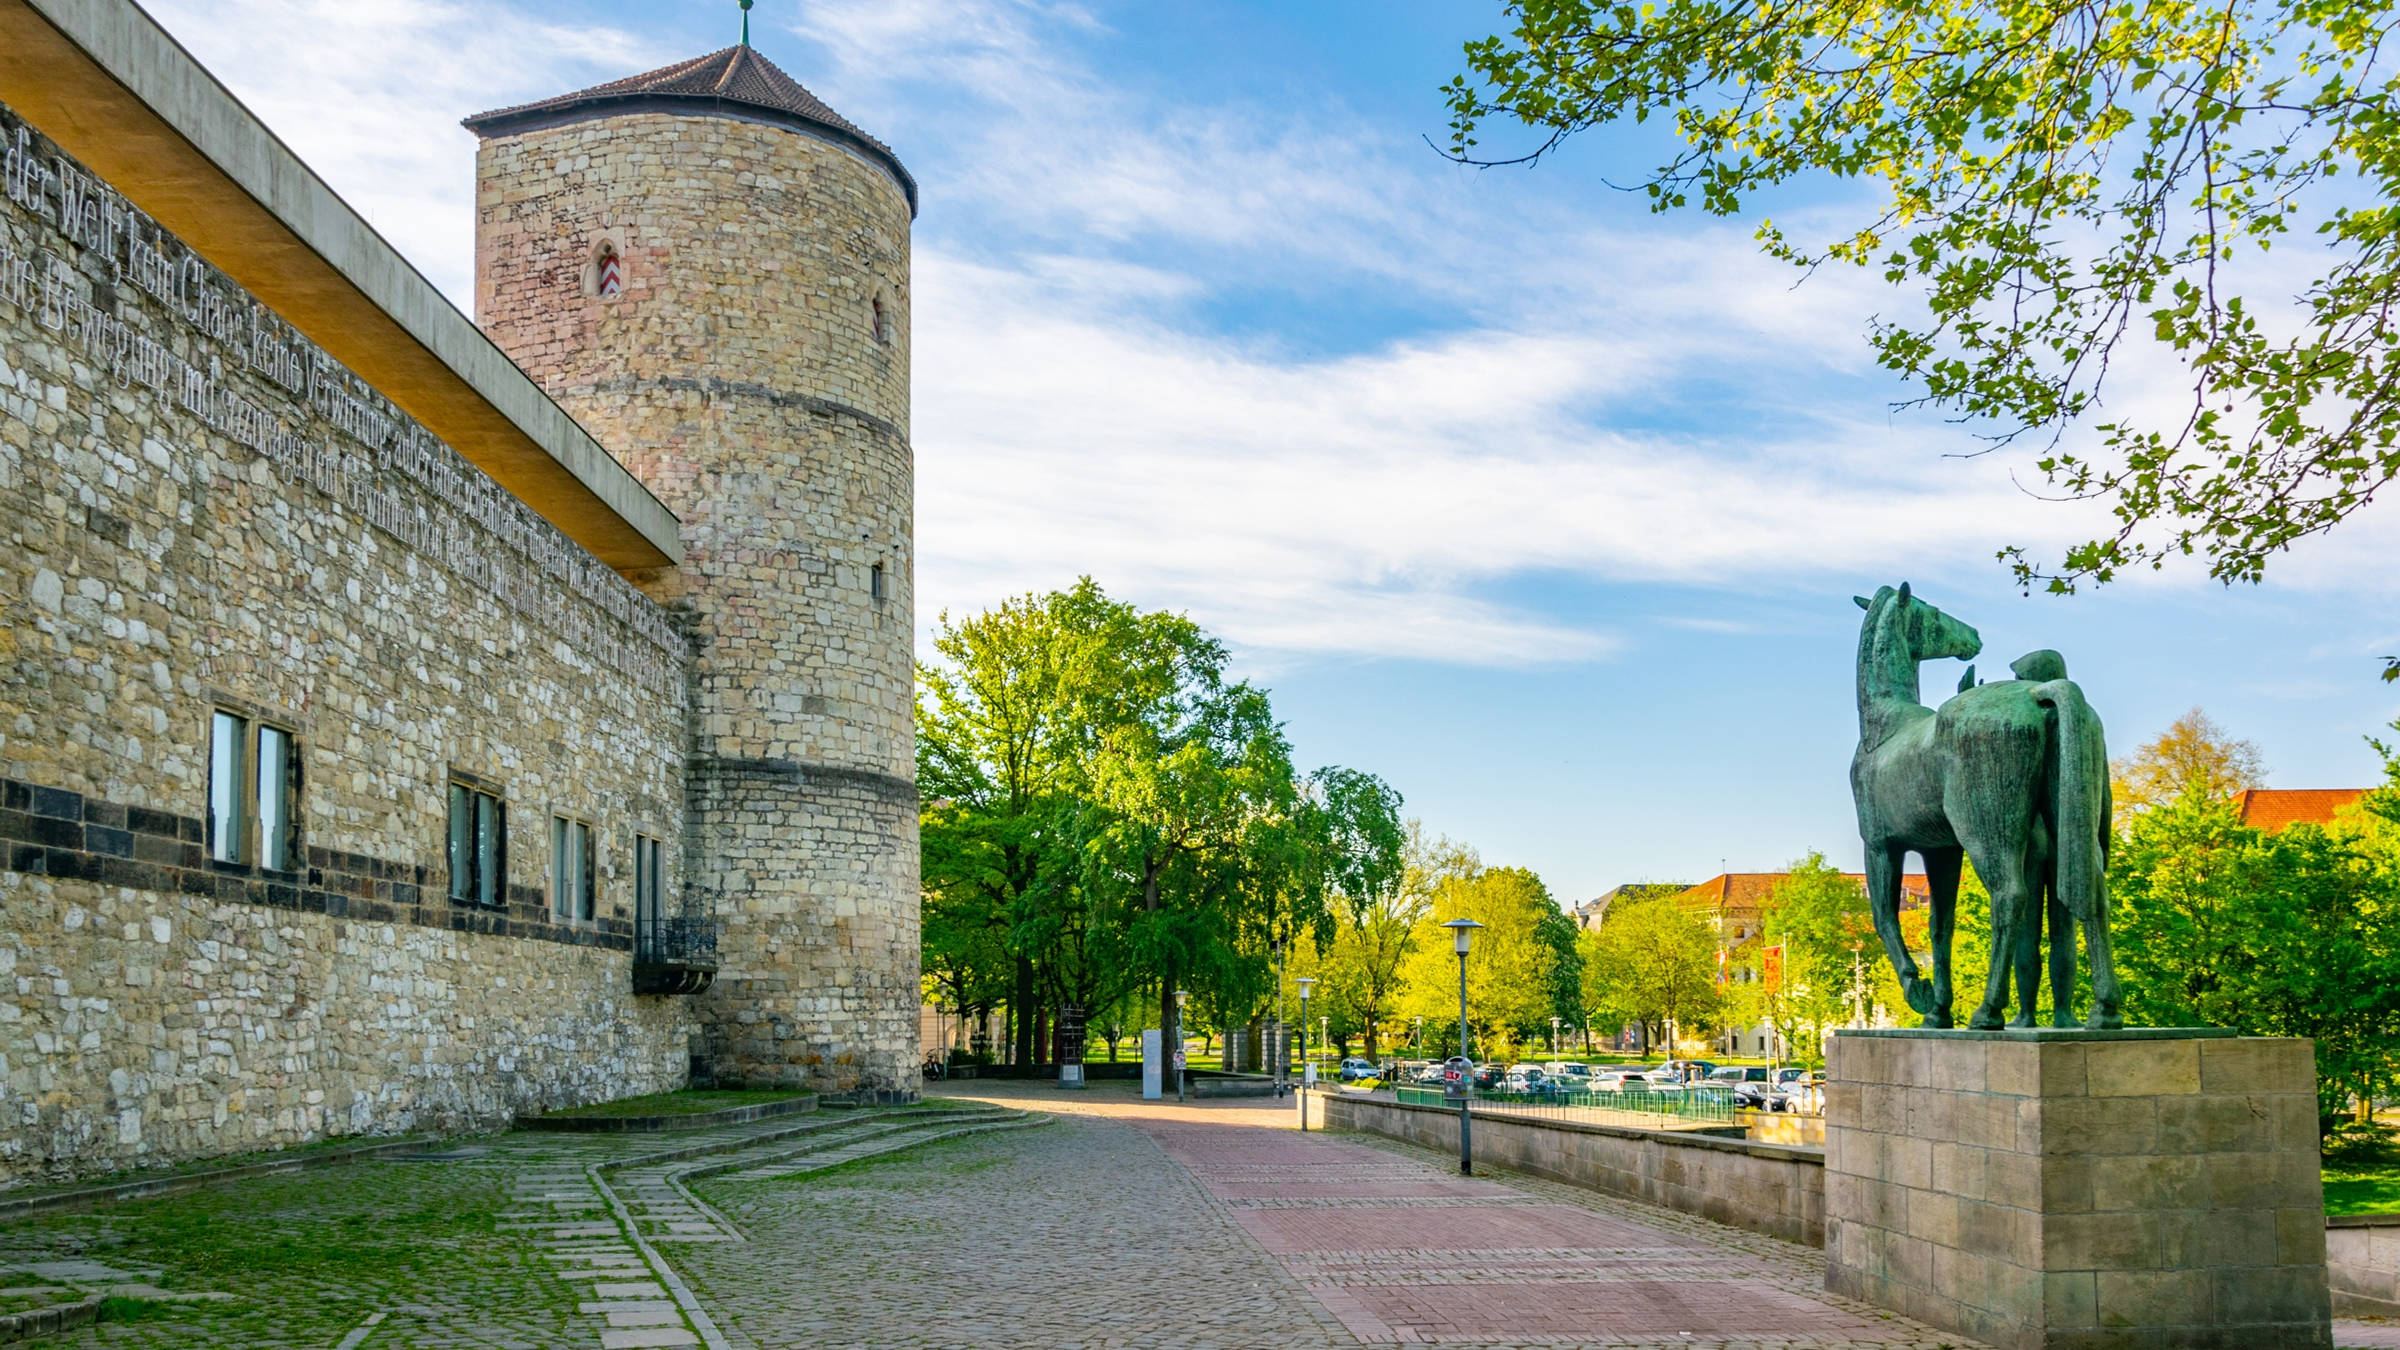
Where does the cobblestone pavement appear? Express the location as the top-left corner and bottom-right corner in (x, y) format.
(0, 1086), (2385, 1348)
(0, 1105), (968, 1349)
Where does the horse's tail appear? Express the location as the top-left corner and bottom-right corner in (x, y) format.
(2035, 679), (2109, 924)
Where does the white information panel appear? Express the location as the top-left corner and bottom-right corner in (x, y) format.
(1141, 1029), (1163, 1099)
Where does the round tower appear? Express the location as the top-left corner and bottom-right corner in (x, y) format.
(464, 46), (919, 1097)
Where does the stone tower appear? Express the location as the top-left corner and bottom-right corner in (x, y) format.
(464, 47), (919, 1097)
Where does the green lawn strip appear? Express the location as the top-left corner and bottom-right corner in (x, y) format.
(2325, 1164), (2400, 1216)
(533, 1088), (809, 1120)
(0, 1156), (586, 1347)
(0, 1131), (436, 1209)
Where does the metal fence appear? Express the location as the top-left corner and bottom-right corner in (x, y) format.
(1393, 1083), (1741, 1130)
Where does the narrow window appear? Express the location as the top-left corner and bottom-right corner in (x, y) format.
(477, 793), (503, 907)
(869, 561), (886, 603)
(552, 816), (594, 922)
(634, 833), (661, 932)
(209, 710), (248, 862)
(255, 724), (295, 870)
(871, 294), (889, 343)
(448, 780), (506, 907)
(448, 783), (473, 900)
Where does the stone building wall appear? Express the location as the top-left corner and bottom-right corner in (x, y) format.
(473, 110), (920, 1096)
(0, 104), (698, 1181)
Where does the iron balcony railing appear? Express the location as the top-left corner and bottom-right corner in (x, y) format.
(632, 914), (718, 995)
(1393, 1083), (1741, 1130)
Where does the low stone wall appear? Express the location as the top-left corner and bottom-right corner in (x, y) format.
(1189, 1072), (1275, 1098)
(1314, 1092), (1826, 1246)
(2330, 1217), (2400, 1317)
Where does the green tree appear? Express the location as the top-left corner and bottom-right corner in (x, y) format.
(2111, 708), (2268, 812)
(1583, 895), (1722, 1055)
(1397, 866), (1565, 1059)
(2113, 784), (2400, 1122)
(1749, 856), (1863, 1066)
(1302, 822), (1468, 1060)
(919, 580), (1173, 1066)
(1447, 0), (2400, 595)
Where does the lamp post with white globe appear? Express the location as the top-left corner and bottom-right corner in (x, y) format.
(1442, 918), (1485, 1176)
(1295, 976), (1315, 1131)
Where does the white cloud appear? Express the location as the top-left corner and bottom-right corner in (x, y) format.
(912, 246), (2115, 665)
(139, 0), (667, 303)
(136, 0), (2400, 676)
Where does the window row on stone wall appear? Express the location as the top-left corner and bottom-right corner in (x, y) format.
(201, 710), (643, 931)
(0, 773), (639, 954)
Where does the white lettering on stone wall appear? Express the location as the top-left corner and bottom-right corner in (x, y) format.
(0, 113), (685, 697)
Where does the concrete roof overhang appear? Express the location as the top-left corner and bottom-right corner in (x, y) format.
(0, 0), (682, 571)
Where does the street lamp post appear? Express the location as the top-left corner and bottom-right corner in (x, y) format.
(1549, 1015), (1561, 1065)
(1414, 1016), (1423, 1059)
(1272, 937), (1286, 1097)
(1173, 988), (1190, 1104)
(1295, 977), (1315, 1131)
(1442, 918), (1485, 1176)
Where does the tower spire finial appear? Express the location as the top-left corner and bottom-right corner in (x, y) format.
(739, 0), (754, 46)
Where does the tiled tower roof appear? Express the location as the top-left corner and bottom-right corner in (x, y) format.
(462, 45), (916, 215)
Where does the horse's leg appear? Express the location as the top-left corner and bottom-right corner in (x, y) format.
(1920, 848), (1963, 1030)
(1959, 839), (2024, 1030)
(2048, 894), (2077, 1028)
(2084, 886), (2124, 1030)
(1864, 845), (1933, 1018)
(2006, 830), (2045, 1029)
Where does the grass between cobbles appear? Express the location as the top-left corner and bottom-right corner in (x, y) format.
(0, 1150), (591, 1348)
(532, 1088), (809, 1120)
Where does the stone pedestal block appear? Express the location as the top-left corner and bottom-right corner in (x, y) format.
(1824, 1028), (2330, 1350)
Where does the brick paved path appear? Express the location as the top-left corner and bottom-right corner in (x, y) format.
(670, 1082), (1967, 1349)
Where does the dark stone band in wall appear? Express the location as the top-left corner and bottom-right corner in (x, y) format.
(688, 756), (918, 807)
(0, 777), (633, 952)
(580, 376), (909, 449)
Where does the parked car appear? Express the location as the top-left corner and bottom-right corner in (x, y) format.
(1472, 1063), (1506, 1090)
(1338, 1057), (1379, 1083)
(1591, 1069), (1648, 1090)
(1771, 1067), (1808, 1090)
(1708, 1065), (1770, 1085)
(1730, 1081), (1780, 1110)
(1547, 1062), (1597, 1087)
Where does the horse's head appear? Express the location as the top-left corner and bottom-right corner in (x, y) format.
(1853, 582), (1982, 664)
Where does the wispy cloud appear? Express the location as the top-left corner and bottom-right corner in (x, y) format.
(141, 0), (666, 302)
(134, 0), (2400, 676)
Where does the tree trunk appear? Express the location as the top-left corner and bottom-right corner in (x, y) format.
(1012, 955), (1036, 1068)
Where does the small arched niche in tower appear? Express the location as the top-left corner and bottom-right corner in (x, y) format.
(584, 239), (625, 301)
(870, 287), (894, 345)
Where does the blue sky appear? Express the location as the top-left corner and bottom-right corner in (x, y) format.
(144, 0), (2400, 903)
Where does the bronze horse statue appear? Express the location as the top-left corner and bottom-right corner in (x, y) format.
(1850, 584), (2121, 1029)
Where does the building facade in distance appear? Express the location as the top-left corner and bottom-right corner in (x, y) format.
(0, 0), (917, 1182)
